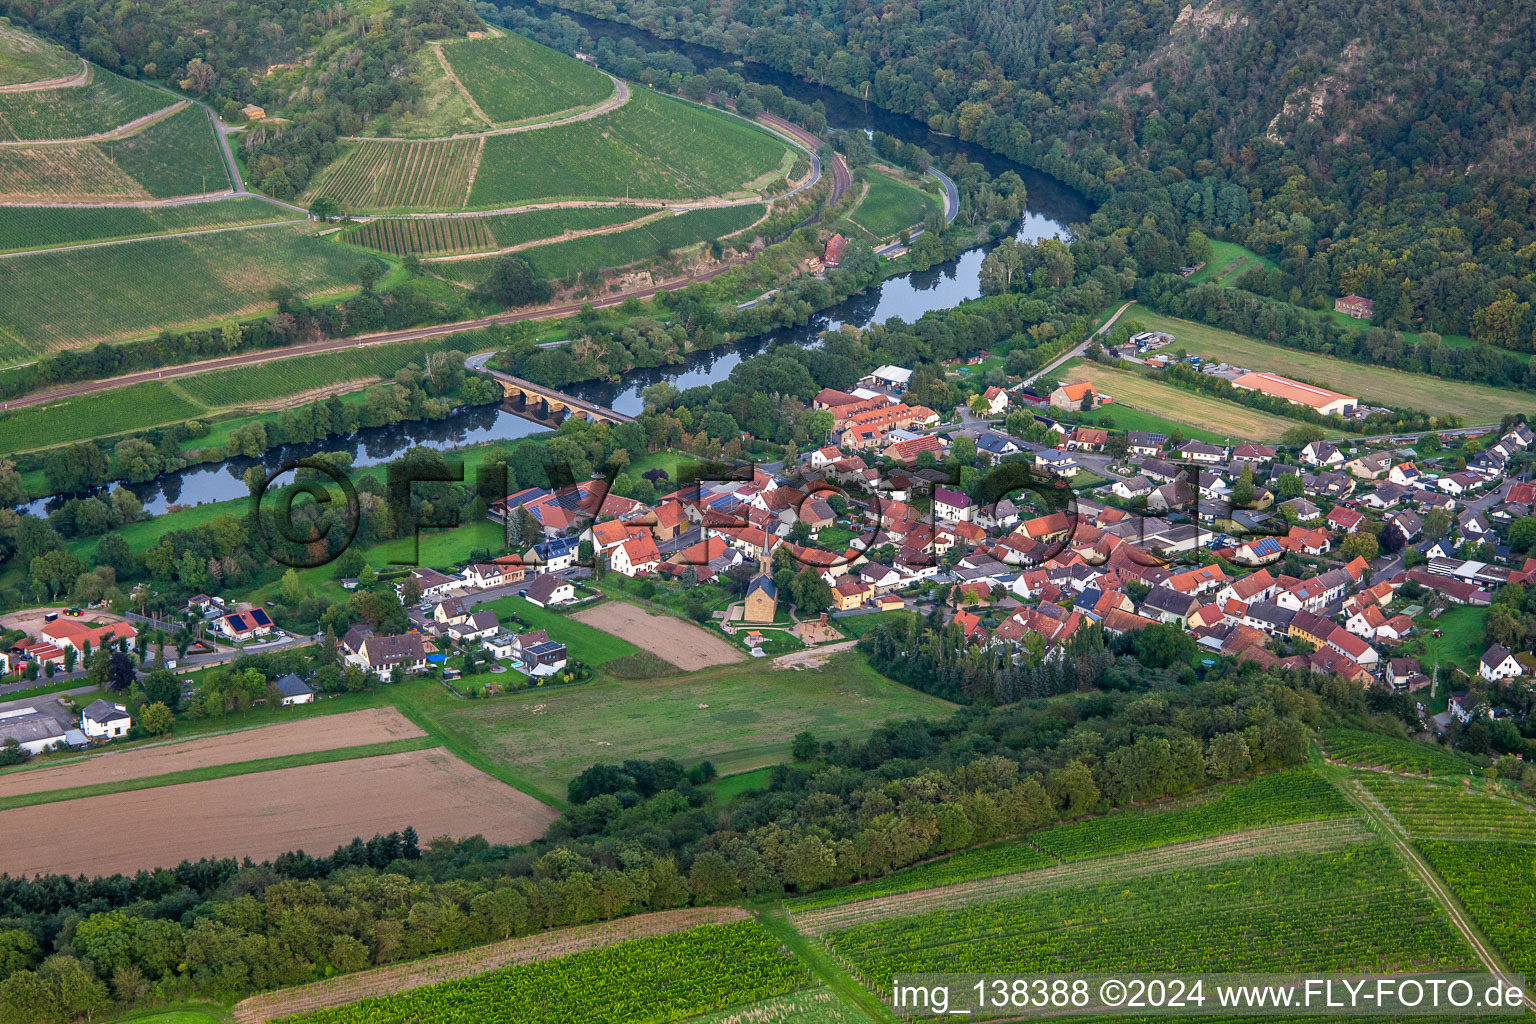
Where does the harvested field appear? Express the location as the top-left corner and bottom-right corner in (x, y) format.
(572, 601), (741, 671)
(1059, 361), (1299, 441)
(0, 747), (557, 877)
(791, 818), (1372, 935)
(230, 907), (748, 1024)
(0, 708), (425, 798)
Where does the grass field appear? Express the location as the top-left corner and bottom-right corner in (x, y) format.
(420, 650), (953, 803)
(845, 168), (939, 240)
(0, 381), (204, 454)
(1077, 401), (1227, 443)
(482, 595), (641, 666)
(0, 65), (169, 140)
(0, 22), (77, 86)
(450, 205), (764, 282)
(105, 102), (228, 196)
(442, 32), (613, 125)
(0, 198), (296, 253)
(1057, 360), (1300, 441)
(1186, 239), (1276, 285)
(1127, 304), (1521, 422)
(309, 138), (480, 211)
(469, 90), (792, 206)
(0, 222), (368, 355)
(1414, 604), (1489, 675)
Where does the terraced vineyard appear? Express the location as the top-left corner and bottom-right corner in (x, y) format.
(1418, 840), (1536, 977)
(105, 103), (228, 196)
(310, 139), (480, 211)
(441, 32), (613, 124)
(451, 205), (765, 283)
(0, 224), (367, 355)
(1356, 773), (1536, 841)
(0, 65), (168, 140)
(0, 142), (143, 200)
(1322, 728), (1479, 775)
(468, 90), (792, 206)
(1028, 767), (1352, 862)
(281, 921), (809, 1024)
(821, 843), (1472, 988)
(0, 199), (295, 253)
(348, 207), (644, 257)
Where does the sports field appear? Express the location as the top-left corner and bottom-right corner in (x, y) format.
(0, 222), (368, 355)
(1057, 361), (1299, 441)
(0, 747), (557, 877)
(468, 90), (792, 206)
(441, 31), (613, 125)
(1128, 304), (1520, 422)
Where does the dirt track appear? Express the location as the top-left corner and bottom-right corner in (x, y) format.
(0, 707), (425, 798)
(573, 602), (742, 671)
(0, 747), (558, 877)
(231, 907), (748, 1023)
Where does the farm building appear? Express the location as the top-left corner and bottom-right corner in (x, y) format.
(1049, 381), (1103, 411)
(241, 103), (267, 120)
(1335, 295), (1375, 319)
(1230, 372), (1357, 416)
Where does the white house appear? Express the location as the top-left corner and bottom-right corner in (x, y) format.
(273, 674), (316, 706)
(521, 575), (575, 607)
(214, 608), (274, 643)
(1479, 644), (1523, 682)
(932, 487), (975, 523)
(80, 700), (132, 740)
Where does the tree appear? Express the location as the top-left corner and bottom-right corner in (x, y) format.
(140, 702), (174, 735)
(399, 577), (423, 606)
(1131, 623), (1196, 669)
(480, 255), (551, 308)
(1339, 532), (1379, 561)
(356, 259), (383, 293)
(791, 731), (818, 760)
(106, 650), (136, 693)
(309, 196), (340, 221)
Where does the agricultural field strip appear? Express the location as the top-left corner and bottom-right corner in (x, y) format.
(0, 216), (298, 259)
(278, 920), (810, 1024)
(1321, 728), (1481, 776)
(791, 817), (1372, 935)
(424, 210), (671, 262)
(0, 708), (425, 798)
(1337, 774), (1517, 984)
(231, 908), (749, 1024)
(1353, 772), (1536, 842)
(344, 75), (630, 142)
(0, 96), (184, 145)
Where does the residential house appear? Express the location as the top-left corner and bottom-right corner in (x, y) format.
(80, 700), (131, 740)
(1067, 427), (1108, 452)
(521, 575), (575, 607)
(1141, 587), (1201, 626)
(610, 534), (662, 577)
(1174, 440), (1226, 464)
(1126, 432), (1166, 458)
(1049, 381), (1101, 411)
(1346, 451), (1396, 480)
(273, 674), (316, 706)
(979, 385), (1010, 416)
(1326, 506), (1366, 534)
(354, 633), (429, 681)
(1335, 295), (1375, 319)
(213, 609), (274, 643)
(1479, 643), (1523, 682)
(832, 577), (872, 610)
(933, 488), (975, 523)
(1113, 475), (1153, 500)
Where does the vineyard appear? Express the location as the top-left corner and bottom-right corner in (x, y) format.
(1027, 767), (1352, 862)
(1355, 773), (1536, 841)
(0, 23), (77, 86)
(348, 207), (645, 257)
(0, 66), (168, 140)
(787, 841), (1054, 912)
(820, 843), (1473, 989)
(0, 142), (142, 201)
(468, 90), (792, 206)
(1418, 840), (1536, 978)
(0, 381), (202, 454)
(0, 224), (366, 355)
(280, 921), (809, 1024)
(679, 990), (865, 1024)
(0, 198), (295, 253)
(309, 139), (480, 211)
(451, 205), (765, 284)
(442, 32), (613, 125)
(106, 103), (228, 196)
(1321, 728), (1480, 775)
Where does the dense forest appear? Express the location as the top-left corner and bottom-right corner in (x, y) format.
(526, 0), (1536, 348)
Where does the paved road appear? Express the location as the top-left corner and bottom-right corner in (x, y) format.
(1021, 301), (1136, 389)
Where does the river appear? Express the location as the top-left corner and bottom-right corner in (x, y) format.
(25, 22), (1091, 519)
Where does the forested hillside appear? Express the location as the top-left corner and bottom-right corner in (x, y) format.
(539, 0), (1536, 346)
